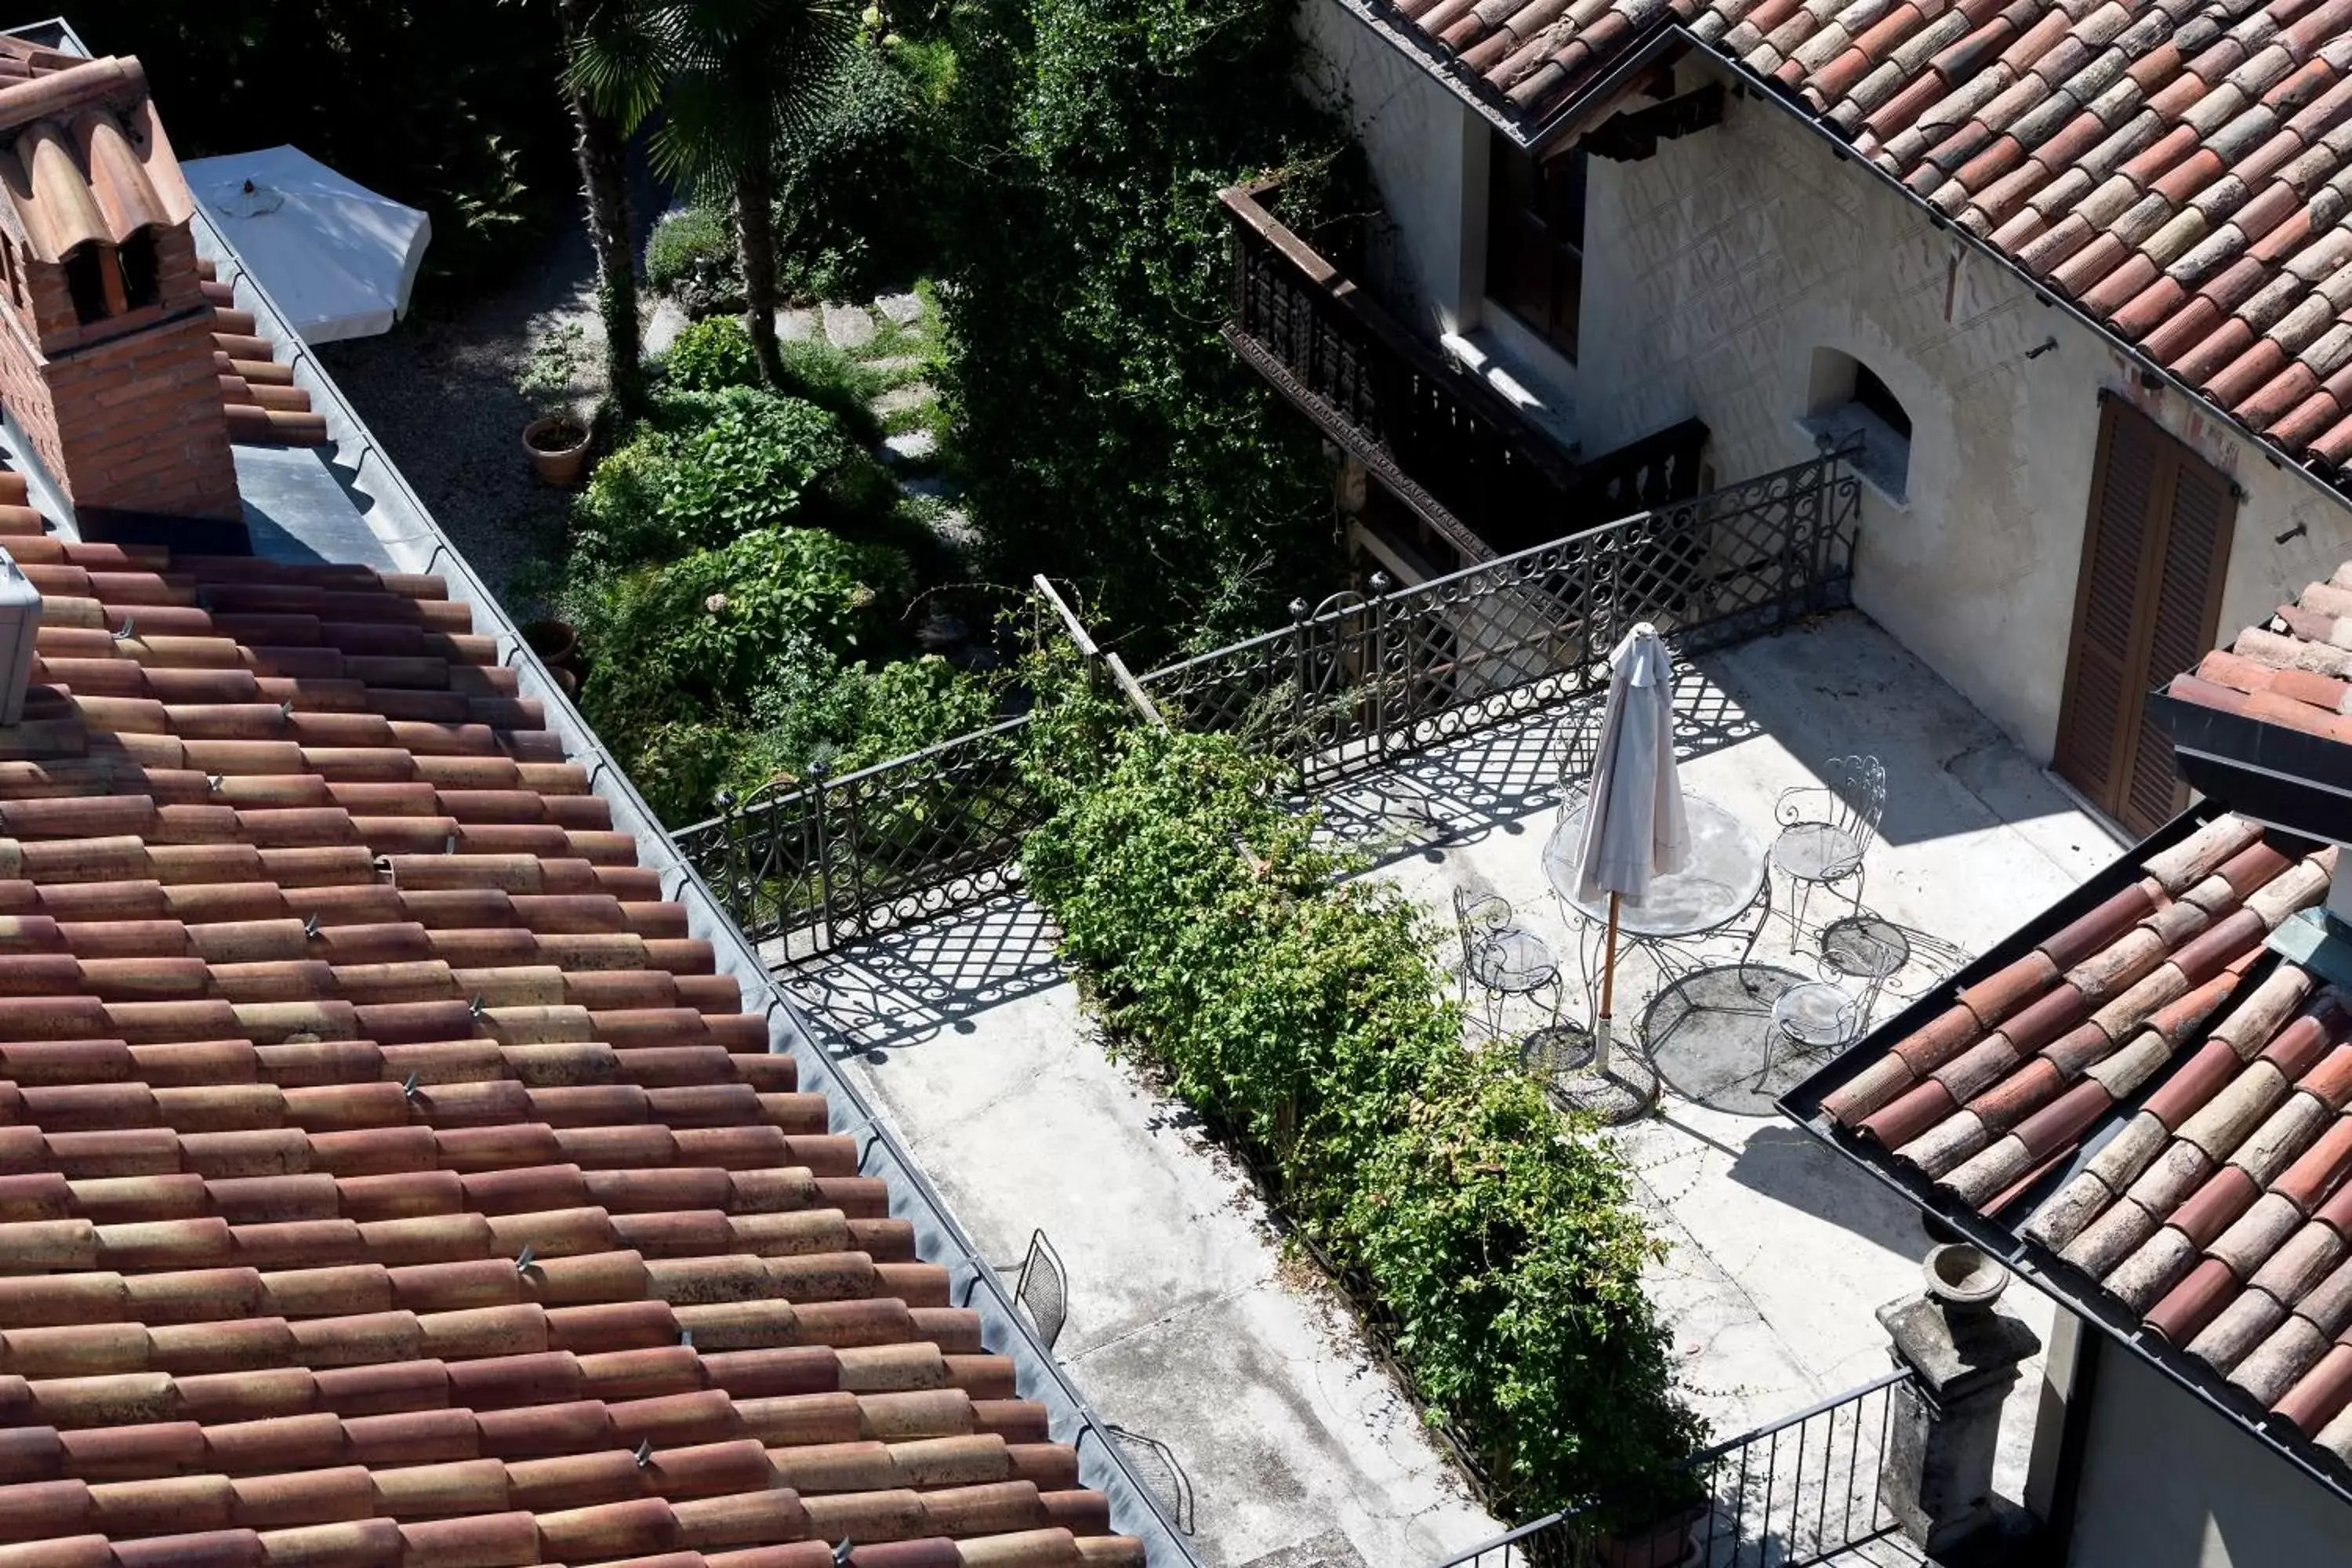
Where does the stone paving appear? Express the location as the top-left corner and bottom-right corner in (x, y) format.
(775, 609), (2126, 1567)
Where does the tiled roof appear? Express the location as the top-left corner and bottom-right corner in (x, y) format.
(1809, 812), (2352, 1468)
(201, 255), (326, 448)
(0, 533), (1138, 1568)
(1369, 0), (2352, 481)
(2166, 564), (2352, 739)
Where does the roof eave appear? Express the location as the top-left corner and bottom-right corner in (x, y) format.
(1775, 801), (2352, 1516)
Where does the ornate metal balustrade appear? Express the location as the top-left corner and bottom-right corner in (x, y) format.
(1221, 177), (1710, 562)
(1436, 1369), (1922, 1568)
(674, 443), (1859, 955)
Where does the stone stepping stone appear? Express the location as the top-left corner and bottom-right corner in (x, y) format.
(898, 474), (962, 502)
(644, 299), (690, 358)
(871, 383), (935, 418)
(858, 355), (926, 375)
(778, 307), (818, 343)
(876, 292), (924, 325)
(822, 302), (876, 348)
(883, 428), (937, 462)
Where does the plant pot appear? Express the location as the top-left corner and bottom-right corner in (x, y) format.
(523, 618), (579, 670)
(549, 665), (579, 699)
(524, 416), (590, 487)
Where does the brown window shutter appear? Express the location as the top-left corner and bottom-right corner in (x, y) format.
(2056, 399), (2167, 811)
(2121, 453), (2235, 833)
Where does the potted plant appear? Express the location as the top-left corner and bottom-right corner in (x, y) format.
(519, 320), (591, 486)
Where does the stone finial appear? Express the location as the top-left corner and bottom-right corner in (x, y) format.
(1875, 1244), (2043, 1557)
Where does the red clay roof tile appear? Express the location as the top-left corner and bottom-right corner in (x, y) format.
(0, 545), (1137, 1566)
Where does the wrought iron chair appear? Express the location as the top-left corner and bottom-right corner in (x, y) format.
(994, 1229), (1066, 1352)
(1769, 754), (1886, 943)
(1756, 911), (1908, 1089)
(1453, 888), (1562, 1040)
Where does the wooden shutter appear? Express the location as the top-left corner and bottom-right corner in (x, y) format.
(2054, 397), (2237, 836)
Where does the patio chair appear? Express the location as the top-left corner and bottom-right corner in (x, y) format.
(1453, 888), (1562, 1040)
(1769, 754), (1886, 943)
(1755, 911), (1907, 1089)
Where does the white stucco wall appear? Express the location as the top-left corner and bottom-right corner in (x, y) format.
(2065, 1348), (2352, 1568)
(1294, 18), (2352, 764)
(1295, 0), (1487, 338)
(1571, 56), (2352, 762)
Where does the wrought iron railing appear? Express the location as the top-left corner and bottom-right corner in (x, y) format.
(674, 443), (1858, 953)
(1220, 177), (1710, 561)
(1437, 1369), (1922, 1568)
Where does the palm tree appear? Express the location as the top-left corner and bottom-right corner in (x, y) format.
(559, 0), (666, 419)
(637, 0), (855, 387)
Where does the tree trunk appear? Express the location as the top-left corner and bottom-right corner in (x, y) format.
(557, 0), (643, 419)
(737, 160), (785, 387)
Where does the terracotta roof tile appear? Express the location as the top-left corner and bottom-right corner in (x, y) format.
(0, 545), (1141, 1568)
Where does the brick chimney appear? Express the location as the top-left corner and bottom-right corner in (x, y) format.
(0, 47), (240, 525)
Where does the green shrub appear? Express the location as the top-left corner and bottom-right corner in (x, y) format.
(573, 388), (860, 572)
(775, 42), (933, 299)
(644, 205), (734, 297)
(939, 0), (1363, 652)
(1019, 710), (1698, 1518)
(575, 526), (909, 740)
(663, 317), (763, 391)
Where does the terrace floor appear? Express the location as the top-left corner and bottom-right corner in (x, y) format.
(775, 610), (2121, 1568)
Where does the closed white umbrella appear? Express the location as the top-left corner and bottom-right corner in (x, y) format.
(183, 147), (431, 343)
(1575, 623), (1690, 1069)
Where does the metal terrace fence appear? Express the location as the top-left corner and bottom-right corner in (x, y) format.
(1436, 1369), (1922, 1568)
(675, 441), (1860, 955)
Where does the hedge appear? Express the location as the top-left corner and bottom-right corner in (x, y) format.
(1018, 693), (1700, 1518)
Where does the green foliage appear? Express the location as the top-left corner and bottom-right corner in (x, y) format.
(77, 1), (572, 296)
(938, 0), (1361, 652)
(645, 205), (741, 311)
(663, 317), (764, 391)
(774, 41), (935, 299)
(573, 387), (859, 572)
(1020, 714), (1699, 1517)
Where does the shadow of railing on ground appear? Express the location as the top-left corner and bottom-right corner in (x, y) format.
(779, 892), (1064, 1057)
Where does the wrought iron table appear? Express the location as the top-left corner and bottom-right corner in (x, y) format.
(1543, 792), (1772, 958)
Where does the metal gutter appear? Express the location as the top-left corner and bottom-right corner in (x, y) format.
(1774, 801), (2352, 1517)
(25, 14), (1198, 1559)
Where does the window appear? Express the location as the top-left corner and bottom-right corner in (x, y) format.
(1802, 347), (1912, 502)
(60, 243), (106, 325)
(118, 227), (159, 310)
(1486, 132), (1587, 361)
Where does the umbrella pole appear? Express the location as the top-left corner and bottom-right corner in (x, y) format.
(1596, 891), (1621, 1074)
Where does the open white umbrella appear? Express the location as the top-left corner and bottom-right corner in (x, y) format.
(1575, 623), (1690, 1070)
(183, 147), (431, 343)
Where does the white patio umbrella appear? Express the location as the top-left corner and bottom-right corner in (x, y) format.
(182, 147), (431, 343)
(1575, 624), (1690, 1071)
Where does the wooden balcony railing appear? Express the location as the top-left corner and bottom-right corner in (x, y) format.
(1221, 177), (1708, 561)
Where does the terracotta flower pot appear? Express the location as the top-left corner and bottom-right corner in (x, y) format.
(524, 416), (591, 487)
(523, 619), (579, 670)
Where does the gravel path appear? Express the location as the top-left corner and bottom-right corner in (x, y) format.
(316, 225), (604, 605)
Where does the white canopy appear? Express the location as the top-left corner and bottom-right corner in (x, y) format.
(181, 146), (431, 343)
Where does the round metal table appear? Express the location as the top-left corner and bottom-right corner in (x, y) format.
(1543, 793), (1769, 935)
